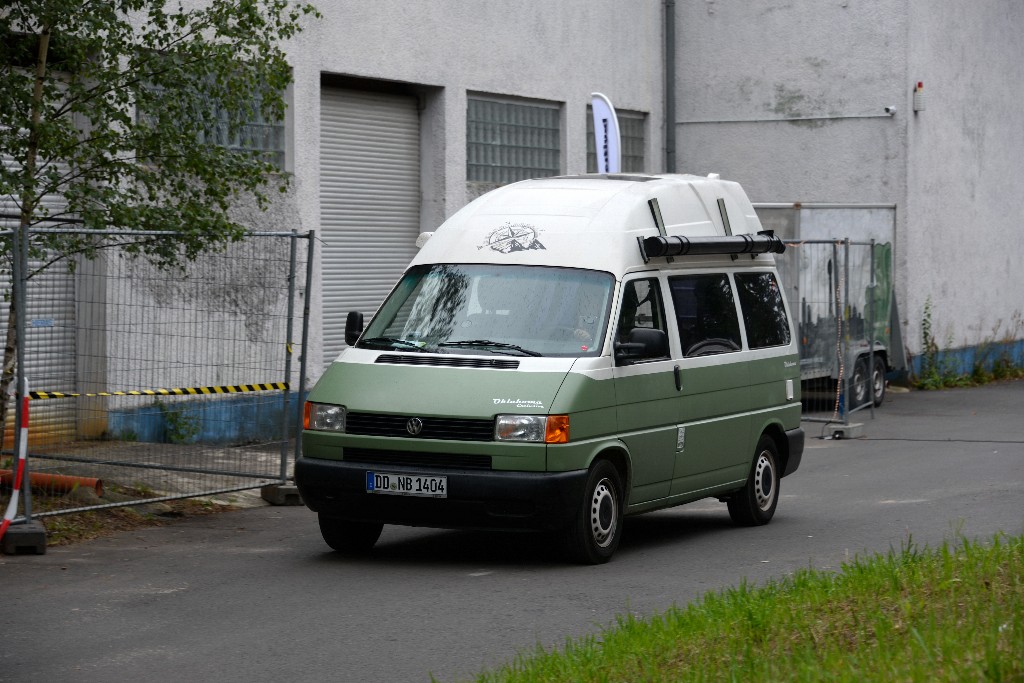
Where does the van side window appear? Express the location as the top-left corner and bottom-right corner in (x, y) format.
(668, 274), (742, 357)
(615, 278), (670, 362)
(734, 272), (792, 349)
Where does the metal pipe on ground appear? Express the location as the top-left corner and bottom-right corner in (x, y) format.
(0, 471), (104, 497)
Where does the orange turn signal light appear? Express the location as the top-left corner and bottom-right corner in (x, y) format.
(545, 415), (569, 444)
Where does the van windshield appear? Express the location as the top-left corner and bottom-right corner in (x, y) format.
(357, 264), (615, 357)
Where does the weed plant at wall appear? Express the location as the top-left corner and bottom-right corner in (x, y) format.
(154, 398), (200, 444)
(915, 298), (1023, 390)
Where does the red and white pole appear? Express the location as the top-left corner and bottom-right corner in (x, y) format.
(0, 383), (29, 542)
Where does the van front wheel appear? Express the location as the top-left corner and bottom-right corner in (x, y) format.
(318, 513), (383, 554)
(727, 436), (780, 526)
(565, 460), (624, 564)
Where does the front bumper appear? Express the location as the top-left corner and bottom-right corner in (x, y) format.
(295, 457), (588, 532)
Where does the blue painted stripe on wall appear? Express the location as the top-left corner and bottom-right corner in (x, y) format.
(107, 393), (308, 445)
(909, 340), (1024, 379)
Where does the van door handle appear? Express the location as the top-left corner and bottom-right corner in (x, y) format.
(674, 365), (682, 391)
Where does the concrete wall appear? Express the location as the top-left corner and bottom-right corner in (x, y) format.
(675, 0), (1024, 365)
(905, 0), (1024, 358)
(289, 1), (665, 226)
(236, 0), (1023, 375)
(675, 1), (908, 203)
(282, 0), (667, 378)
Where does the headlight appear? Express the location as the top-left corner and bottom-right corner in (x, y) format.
(494, 414), (569, 444)
(304, 402), (346, 432)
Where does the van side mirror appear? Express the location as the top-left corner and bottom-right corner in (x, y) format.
(614, 328), (669, 363)
(345, 311), (364, 346)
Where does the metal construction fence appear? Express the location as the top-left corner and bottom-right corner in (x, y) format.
(757, 203), (904, 431)
(777, 238), (894, 425)
(2, 225), (313, 530)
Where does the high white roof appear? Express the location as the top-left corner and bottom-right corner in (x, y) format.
(411, 174), (767, 276)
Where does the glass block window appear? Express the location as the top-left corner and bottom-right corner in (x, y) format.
(587, 108), (646, 173)
(138, 83), (285, 169)
(467, 97), (561, 184)
(203, 103), (285, 169)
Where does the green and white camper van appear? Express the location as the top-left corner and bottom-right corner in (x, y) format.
(296, 173), (804, 564)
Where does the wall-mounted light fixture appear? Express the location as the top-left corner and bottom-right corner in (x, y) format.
(913, 81), (925, 112)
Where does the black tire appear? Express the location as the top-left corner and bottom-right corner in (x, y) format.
(565, 460), (624, 564)
(871, 355), (887, 407)
(318, 513), (383, 554)
(851, 357), (870, 408)
(727, 435), (780, 526)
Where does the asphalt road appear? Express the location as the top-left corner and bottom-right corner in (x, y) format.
(2, 382), (1022, 682)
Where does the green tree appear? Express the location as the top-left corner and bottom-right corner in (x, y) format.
(0, 0), (318, 436)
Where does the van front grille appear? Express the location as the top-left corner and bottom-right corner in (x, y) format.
(346, 412), (495, 441)
(343, 447), (492, 470)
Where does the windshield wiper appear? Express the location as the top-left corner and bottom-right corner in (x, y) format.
(359, 336), (428, 352)
(438, 339), (542, 357)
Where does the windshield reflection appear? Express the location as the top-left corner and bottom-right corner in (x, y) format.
(358, 264), (614, 357)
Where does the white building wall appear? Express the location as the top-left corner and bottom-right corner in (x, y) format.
(905, 0), (1024, 355)
(675, 1), (908, 203)
(675, 0), (1024, 362)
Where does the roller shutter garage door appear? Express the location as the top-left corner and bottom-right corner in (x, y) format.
(319, 87), (421, 365)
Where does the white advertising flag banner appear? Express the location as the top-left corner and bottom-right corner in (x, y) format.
(591, 92), (621, 174)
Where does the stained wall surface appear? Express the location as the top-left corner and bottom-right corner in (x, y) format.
(675, 0), (1024, 359)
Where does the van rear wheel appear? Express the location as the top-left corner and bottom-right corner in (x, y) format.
(565, 460), (624, 564)
(318, 513), (383, 554)
(727, 435), (780, 526)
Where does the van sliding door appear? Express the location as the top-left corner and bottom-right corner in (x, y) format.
(666, 273), (752, 496)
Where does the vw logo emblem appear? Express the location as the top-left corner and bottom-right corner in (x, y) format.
(406, 417), (424, 436)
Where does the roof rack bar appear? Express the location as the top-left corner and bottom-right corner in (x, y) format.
(641, 231), (786, 258)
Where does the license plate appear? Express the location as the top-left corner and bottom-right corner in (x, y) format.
(365, 471), (447, 498)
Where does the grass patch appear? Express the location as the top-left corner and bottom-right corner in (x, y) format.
(474, 535), (1023, 682)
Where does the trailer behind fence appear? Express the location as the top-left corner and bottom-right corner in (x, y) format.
(777, 238), (892, 424)
(759, 203), (905, 430)
(2, 226), (312, 527)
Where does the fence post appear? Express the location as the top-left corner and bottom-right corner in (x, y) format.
(278, 230), (298, 483)
(294, 230), (315, 465)
(842, 238), (851, 421)
(2, 220), (47, 553)
(869, 238), (876, 419)
(14, 222), (30, 517)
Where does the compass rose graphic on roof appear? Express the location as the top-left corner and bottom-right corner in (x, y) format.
(482, 223), (546, 254)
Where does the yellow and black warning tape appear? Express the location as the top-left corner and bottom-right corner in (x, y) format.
(29, 382), (288, 400)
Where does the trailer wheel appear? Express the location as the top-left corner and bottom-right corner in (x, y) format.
(871, 355), (887, 406)
(318, 514), (383, 554)
(728, 435), (780, 526)
(851, 358), (870, 408)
